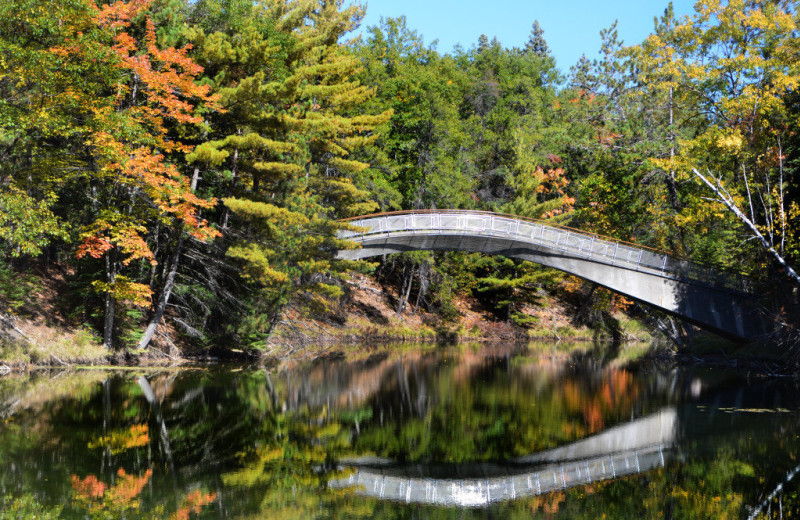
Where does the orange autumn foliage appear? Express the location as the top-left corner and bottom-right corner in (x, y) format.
(568, 89), (596, 104)
(104, 468), (152, 507)
(53, 0), (222, 271)
(561, 369), (641, 435)
(168, 489), (217, 520)
(76, 219), (154, 266)
(71, 474), (106, 500)
(71, 467), (216, 518)
(71, 468), (152, 513)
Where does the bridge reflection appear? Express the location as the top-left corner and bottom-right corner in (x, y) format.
(330, 408), (676, 507)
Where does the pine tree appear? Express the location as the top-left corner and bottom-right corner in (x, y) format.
(477, 34), (490, 53)
(354, 16), (475, 209)
(524, 21), (550, 58)
(186, 0), (392, 346)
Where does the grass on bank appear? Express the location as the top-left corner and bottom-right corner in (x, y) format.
(341, 316), (440, 341)
(268, 315), (443, 344)
(0, 327), (107, 367)
(526, 314), (653, 343)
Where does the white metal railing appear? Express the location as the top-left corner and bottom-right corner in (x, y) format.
(340, 211), (751, 294)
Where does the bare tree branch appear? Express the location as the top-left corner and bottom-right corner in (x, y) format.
(747, 460), (800, 520)
(692, 168), (800, 286)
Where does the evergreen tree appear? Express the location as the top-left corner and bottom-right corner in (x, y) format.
(355, 16), (473, 209)
(524, 20), (550, 58)
(186, 0), (391, 346)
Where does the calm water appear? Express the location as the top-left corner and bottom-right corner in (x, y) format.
(1, 344), (799, 518)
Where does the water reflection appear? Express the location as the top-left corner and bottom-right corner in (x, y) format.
(330, 408), (676, 506)
(0, 345), (799, 518)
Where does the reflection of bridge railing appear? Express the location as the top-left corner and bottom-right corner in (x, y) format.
(331, 445), (669, 507)
(339, 210), (751, 293)
(330, 408), (677, 507)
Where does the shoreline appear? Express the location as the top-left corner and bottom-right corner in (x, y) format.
(1, 336), (796, 378)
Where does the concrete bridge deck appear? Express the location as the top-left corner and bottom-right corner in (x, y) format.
(336, 210), (767, 340)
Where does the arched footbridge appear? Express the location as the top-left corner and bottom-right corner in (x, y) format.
(336, 210), (767, 341)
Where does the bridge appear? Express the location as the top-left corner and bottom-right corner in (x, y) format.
(336, 210), (768, 341)
(329, 408), (676, 507)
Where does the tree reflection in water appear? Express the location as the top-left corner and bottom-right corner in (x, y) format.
(0, 347), (799, 518)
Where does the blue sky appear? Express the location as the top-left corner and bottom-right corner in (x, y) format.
(350, 0), (698, 71)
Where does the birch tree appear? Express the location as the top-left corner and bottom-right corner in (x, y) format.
(634, 0), (800, 282)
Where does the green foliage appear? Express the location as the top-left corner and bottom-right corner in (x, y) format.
(1, 0), (797, 349)
(0, 187), (66, 258)
(624, 0), (800, 277)
(178, 0), (391, 347)
(470, 255), (563, 325)
(0, 262), (37, 311)
(355, 17), (483, 209)
(429, 275), (460, 323)
(0, 494), (62, 520)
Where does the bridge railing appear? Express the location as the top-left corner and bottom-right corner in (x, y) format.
(340, 210), (753, 294)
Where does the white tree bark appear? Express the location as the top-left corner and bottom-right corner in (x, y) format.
(137, 235), (184, 351)
(692, 168), (800, 286)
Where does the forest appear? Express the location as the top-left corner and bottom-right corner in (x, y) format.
(0, 0), (798, 356)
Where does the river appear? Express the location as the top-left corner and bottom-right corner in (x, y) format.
(1, 343), (798, 518)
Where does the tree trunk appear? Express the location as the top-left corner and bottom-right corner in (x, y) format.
(190, 166), (201, 192)
(103, 255), (117, 349)
(137, 234), (185, 351)
(667, 86), (681, 211)
(221, 135), (240, 229)
(139, 164), (205, 352)
(693, 168), (800, 286)
(148, 223), (161, 287)
(414, 280), (424, 314)
(397, 266), (415, 315)
(414, 262), (430, 313)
